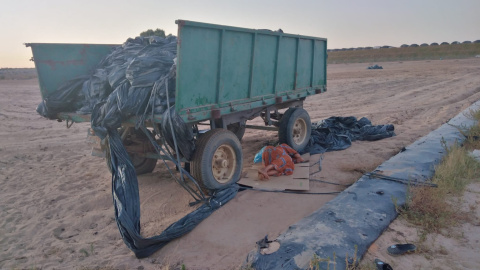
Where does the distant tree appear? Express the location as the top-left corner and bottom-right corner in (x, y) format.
(139, 28), (166, 38)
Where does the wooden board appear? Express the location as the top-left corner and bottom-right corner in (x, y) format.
(238, 154), (310, 191)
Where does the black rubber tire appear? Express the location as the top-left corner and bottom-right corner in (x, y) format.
(278, 107), (311, 152)
(214, 120), (246, 141)
(105, 129), (157, 175)
(227, 122), (246, 141)
(191, 129), (243, 191)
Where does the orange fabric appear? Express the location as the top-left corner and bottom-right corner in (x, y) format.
(261, 144), (298, 176)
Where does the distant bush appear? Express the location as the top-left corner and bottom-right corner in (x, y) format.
(139, 28), (166, 38)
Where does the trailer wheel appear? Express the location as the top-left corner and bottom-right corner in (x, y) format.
(214, 120), (246, 141)
(105, 129), (157, 175)
(227, 122), (246, 141)
(191, 129), (243, 191)
(278, 108), (311, 152)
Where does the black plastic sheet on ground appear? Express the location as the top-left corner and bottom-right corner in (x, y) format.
(108, 128), (238, 258)
(302, 116), (395, 155)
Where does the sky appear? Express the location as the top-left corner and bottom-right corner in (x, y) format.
(1, 0), (479, 68)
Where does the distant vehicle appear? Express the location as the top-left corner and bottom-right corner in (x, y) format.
(440, 42), (449, 45)
(410, 44), (419, 47)
(373, 46), (381, 49)
(364, 47), (373, 50)
(420, 43), (429, 47)
(451, 41), (459, 44)
(474, 40), (480, 43)
(380, 45), (392, 49)
(430, 42), (439, 46)
(462, 41), (472, 44)
(400, 44), (409, 48)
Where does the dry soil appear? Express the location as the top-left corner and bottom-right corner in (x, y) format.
(1, 58), (479, 269)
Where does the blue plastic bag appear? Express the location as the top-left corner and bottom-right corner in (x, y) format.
(253, 146), (266, 163)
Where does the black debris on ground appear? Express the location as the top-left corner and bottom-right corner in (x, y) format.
(302, 116), (395, 155)
(367, 64), (383, 69)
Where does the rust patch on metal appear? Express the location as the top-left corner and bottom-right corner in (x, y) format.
(211, 109), (221, 119)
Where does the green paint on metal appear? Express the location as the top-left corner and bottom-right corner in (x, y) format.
(27, 43), (118, 99)
(276, 37), (297, 92)
(314, 40), (327, 86)
(251, 34), (277, 97)
(175, 20), (327, 123)
(176, 26), (220, 111)
(296, 39), (314, 89)
(57, 112), (91, 123)
(180, 87), (316, 121)
(219, 31), (252, 102)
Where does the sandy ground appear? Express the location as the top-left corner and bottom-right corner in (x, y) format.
(361, 182), (480, 270)
(1, 58), (480, 270)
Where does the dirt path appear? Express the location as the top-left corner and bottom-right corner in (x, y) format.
(1, 58), (479, 269)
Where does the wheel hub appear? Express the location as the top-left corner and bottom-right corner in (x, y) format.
(293, 118), (307, 145)
(212, 144), (236, 183)
(215, 159), (229, 168)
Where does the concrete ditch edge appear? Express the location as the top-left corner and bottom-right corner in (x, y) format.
(245, 100), (480, 270)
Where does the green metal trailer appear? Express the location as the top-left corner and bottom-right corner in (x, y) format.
(27, 20), (327, 191)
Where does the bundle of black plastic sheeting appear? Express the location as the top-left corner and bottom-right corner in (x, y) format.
(36, 35), (178, 118)
(36, 75), (90, 119)
(87, 36), (177, 139)
(302, 116), (395, 155)
(161, 107), (196, 160)
(80, 35), (177, 114)
(106, 128), (238, 258)
(151, 67), (176, 115)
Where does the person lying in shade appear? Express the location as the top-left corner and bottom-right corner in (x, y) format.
(258, 143), (305, 180)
